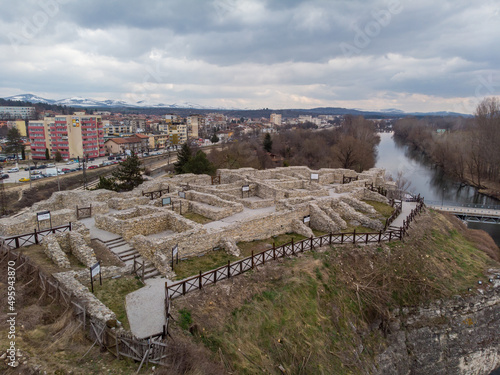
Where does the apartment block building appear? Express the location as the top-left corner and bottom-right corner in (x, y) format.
(270, 113), (282, 126)
(0, 106), (36, 119)
(187, 114), (205, 139)
(28, 113), (105, 160)
(168, 123), (187, 145)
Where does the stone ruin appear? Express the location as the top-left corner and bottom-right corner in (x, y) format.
(0, 166), (396, 277)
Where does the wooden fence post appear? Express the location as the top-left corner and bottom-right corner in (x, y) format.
(310, 236), (313, 249)
(227, 260), (231, 278)
(291, 238), (295, 255)
(199, 271), (202, 289)
(378, 230), (382, 243)
(251, 251), (254, 269)
(353, 229), (356, 244)
(34, 229), (38, 244)
(273, 243), (276, 260)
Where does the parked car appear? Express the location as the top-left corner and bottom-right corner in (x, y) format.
(61, 168), (70, 173)
(46, 163), (56, 168)
(88, 165), (98, 169)
(0, 174), (9, 179)
(31, 170), (42, 175)
(24, 166), (36, 171)
(107, 156), (115, 160)
(31, 175), (43, 180)
(19, 177), (30, 182)
(7, 167), (19, 173)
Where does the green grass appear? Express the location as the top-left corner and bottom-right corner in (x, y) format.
(173, 250), (238, 280)
(237, 233), (308, 258)
(182, 212), (213, 224)
(192, 259), (380, 374)
(342, 225), (376, 233)
(92, 276), (144, 330)
(178, 211), (499, 374)
(363, 200), (395, 218)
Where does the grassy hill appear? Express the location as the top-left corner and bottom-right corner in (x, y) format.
(169, 209), (500, 374)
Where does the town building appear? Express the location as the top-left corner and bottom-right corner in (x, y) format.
(168, 123), (187, 145)
(28, 112), (105, 160)
(104, 134), (150, 155)
(0, 106), (36, 120)
(187, 114), (204, 139)
(270, 113), (282, 126)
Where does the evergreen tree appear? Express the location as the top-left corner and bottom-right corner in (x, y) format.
(263, 133), (273, 152)
(210, 133), (219, 143)
(94, 175), (117, 191)
(112, 152), (144, 191)
(45, 148), (50, 160)
(183, 150), (216, 175)
(54, 151), (63, 162)
(5, 127), (24, 161)
(174, 143), (193, 174)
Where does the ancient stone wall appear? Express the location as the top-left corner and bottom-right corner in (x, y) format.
(375, 275), (500, 375)
(41, 235), (71, 268)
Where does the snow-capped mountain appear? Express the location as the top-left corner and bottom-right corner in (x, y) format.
(3, 93), (212, 109)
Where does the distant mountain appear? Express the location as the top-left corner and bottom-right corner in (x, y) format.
(2, 94), (472, 117)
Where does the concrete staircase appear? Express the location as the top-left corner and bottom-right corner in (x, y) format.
(103, 237), (161, 280)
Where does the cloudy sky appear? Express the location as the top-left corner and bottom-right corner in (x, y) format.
(0, 0), (499, 113)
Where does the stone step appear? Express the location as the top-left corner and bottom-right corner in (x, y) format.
(121, 253), (141, 262)
(104, 238), (126, 246)
(116, 248), (138, 256)
(144, 270), (161, 279)
(103, 236), (124, 243)
(108, 241), (128, 249)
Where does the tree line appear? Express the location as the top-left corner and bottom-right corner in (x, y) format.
(393, 98), (500, 190)
(206, 115), (380, 172)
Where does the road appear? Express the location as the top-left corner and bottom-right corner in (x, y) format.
(0, 149), (177, 186)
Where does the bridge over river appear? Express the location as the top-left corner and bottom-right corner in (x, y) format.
(426, 201), (500, 224)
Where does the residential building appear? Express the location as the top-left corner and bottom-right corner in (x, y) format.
(104, 134), (150, 155)
(187, 114), (204, 139)
(168, 123), (187, 145)
(28, 113), (105, 160)
(148, 134), (169, 149)
(7, 120), (27, 136)
(0, 106), (35, 120)
(270, 113), (282, 126)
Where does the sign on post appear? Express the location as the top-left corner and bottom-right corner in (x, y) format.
(310, 173), (319, 181)
(162, 197), (171, 206)
(171, 244), (179, 270)
(36, 210), (52, 230)
(242, 185), (250, 198)
(178, 191), (186, 199)
(37, 211), (51, 221)
(89, 261), (102, 293)
(303, 215), (311, 224)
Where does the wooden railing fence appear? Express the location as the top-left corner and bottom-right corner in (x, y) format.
(0, 239), (169, 367)
(142, 187), (170, 200)
(2, 223), (72, 249)
(133, 257), (145, 283)
(166, 198), (426, 300)
(76, 204), (92, 219)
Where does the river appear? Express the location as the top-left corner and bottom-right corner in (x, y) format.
(375, 132), (500, 246)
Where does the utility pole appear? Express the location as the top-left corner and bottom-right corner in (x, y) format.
(82, 154), (88, 190)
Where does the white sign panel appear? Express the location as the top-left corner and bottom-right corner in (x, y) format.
(242, 185), (250, 192)
(172, 245), (178, 256)
(178, 191), (186, 199)
(310, 173), (319, 180)
(91, 262), (100, 278)
(303, 215), (311, 223)
(37, 211), (51, 221)
(162, 197), (171, 206)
